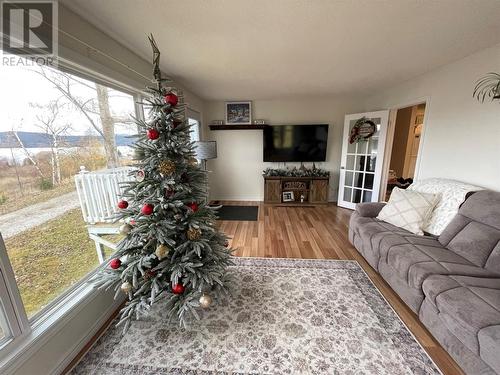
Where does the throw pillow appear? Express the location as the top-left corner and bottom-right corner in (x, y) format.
(377, 187), (439, 235)
(408, 178), (483, 236)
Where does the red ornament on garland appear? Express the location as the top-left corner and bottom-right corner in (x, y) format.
(147, 128), (160, 140)
(117, 200), (128, 209)
(187, 202), (198, 212)
(141, 203), (154, 215)
(164, 93), (178, 106)
(224, 240), (229, 248)
(172, 282), (185, 295)
(109, 258), (121, 269)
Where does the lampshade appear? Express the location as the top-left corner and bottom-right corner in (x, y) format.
(195, 141), (217, 160)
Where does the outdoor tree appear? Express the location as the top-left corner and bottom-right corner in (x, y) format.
(31, 100), (72, 185)
(34, 67), (134, 168)
(92, 36), (233, 331)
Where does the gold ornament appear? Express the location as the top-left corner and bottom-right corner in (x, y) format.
(188, 157), (198, 166)
(187, 228), (202, 241)
(158, 160), (176, 176)
(155, 244), (170, 260)
(121, 281), (132, 293)
(119, 223), (132, 235)
(199, 293), (213, 308)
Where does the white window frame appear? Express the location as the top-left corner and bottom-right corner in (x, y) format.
(187, 108), (202, 142)
(0, 56), (143, 372)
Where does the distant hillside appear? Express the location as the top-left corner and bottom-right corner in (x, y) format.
(0, 131), (135, 148)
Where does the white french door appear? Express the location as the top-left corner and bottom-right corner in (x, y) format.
(338, 110), (389, 209)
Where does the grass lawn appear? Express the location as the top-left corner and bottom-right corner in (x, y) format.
(5, 208), (119, 318)
(0, 180), (76, 215)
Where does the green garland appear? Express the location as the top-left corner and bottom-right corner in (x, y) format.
(263, 165), (330, 178)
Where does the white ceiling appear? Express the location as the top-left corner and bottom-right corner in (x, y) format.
(62, 0), (500, 101)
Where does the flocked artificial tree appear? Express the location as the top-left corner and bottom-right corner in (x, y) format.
(92, 36), (233, 332)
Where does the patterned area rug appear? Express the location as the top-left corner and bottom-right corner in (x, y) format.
(71, 258), (441, 374)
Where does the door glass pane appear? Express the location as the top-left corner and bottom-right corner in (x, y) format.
(355, 155), (366, 171)
(366, 155), (376, 172)
(347, 120), (357, 153)
(357, 140), (368, 155)
(345, 171), (353, 187)
(364, 173), (374, 189)
(346, 155), (355, 170)
(352, 189), (363, 203)
(368, 138), (378, 155)
(353, 172), (363, 189)
(363, 190), (372, 202)
(343, 187), (352, 202)
(0, 55), (135, 318)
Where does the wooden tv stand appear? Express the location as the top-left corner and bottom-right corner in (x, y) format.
(264, 176), (329, 205)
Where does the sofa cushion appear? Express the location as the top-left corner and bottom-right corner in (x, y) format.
(381, 242), (497, 290)
(422, 275), (500, 354)
(408, 178), (483, 236)
(479, 325), (500, 374)
(377, 187), (439, 235)
(439, 190), (500, 273)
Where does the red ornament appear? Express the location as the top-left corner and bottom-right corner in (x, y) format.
(147, 128), (160, 140)
(172, 282), (185, 295)
(224, 240), (229, 248)
(164, 93), (178, 106)
(117, 200), (128, 209)
(187, 202), (198, 212)
(109, 258), (121, 269)
(141, 203), (154, 215)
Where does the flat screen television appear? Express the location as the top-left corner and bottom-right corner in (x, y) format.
(263, 124), (329, 162)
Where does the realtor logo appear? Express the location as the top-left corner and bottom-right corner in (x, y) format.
(1, 0), (58, 65)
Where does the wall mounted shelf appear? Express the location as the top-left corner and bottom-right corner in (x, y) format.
(209, 124), (269, 130)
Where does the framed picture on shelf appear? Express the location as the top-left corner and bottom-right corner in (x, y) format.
(282, 191), (294, 202)
(225, 101), (252, 125)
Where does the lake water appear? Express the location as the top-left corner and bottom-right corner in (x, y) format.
(0, 146), (134, 163)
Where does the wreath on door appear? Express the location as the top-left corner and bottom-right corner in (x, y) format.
(349, 117), (376, 144)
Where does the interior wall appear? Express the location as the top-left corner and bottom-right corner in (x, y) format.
(389, 106), (412, 177)
(364, 43), (500, 191)
(202, 96), (362, 201)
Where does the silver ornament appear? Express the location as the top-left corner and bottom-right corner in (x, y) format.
(199, 293), (213, 308)
(136, 169), (145, 182)
(121, 281), (132, 293)
(119, 223), (132, 235)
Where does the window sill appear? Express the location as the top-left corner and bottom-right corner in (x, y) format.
(0, 279), (123, 374)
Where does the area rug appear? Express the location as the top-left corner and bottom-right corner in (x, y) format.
(71, 258), (441, 374)
(217, 205), (259, 221)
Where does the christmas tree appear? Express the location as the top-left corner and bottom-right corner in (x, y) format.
(93, 36), (233, 332)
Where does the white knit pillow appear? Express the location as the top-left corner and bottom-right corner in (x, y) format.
(408, 178), (483, 236)
(377, 187), (439, 235)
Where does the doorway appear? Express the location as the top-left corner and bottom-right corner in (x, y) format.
(382, 103), (426, 200)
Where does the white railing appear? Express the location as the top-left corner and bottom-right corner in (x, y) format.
(74, 166), (134, 224)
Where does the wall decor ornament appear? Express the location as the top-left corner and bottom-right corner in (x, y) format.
(473, 72), (500, 103)
(349, 116), (376, 144)
(225, 101), (252, 125)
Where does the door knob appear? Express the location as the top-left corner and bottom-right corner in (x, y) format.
(340, 166), (345, 169)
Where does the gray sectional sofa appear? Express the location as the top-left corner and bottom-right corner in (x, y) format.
(349, 190), (500, 375)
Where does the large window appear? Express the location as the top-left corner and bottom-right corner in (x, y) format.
(0, 55), (141, 352)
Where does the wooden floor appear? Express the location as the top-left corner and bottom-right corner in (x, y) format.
(217, 201), (465, 375)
